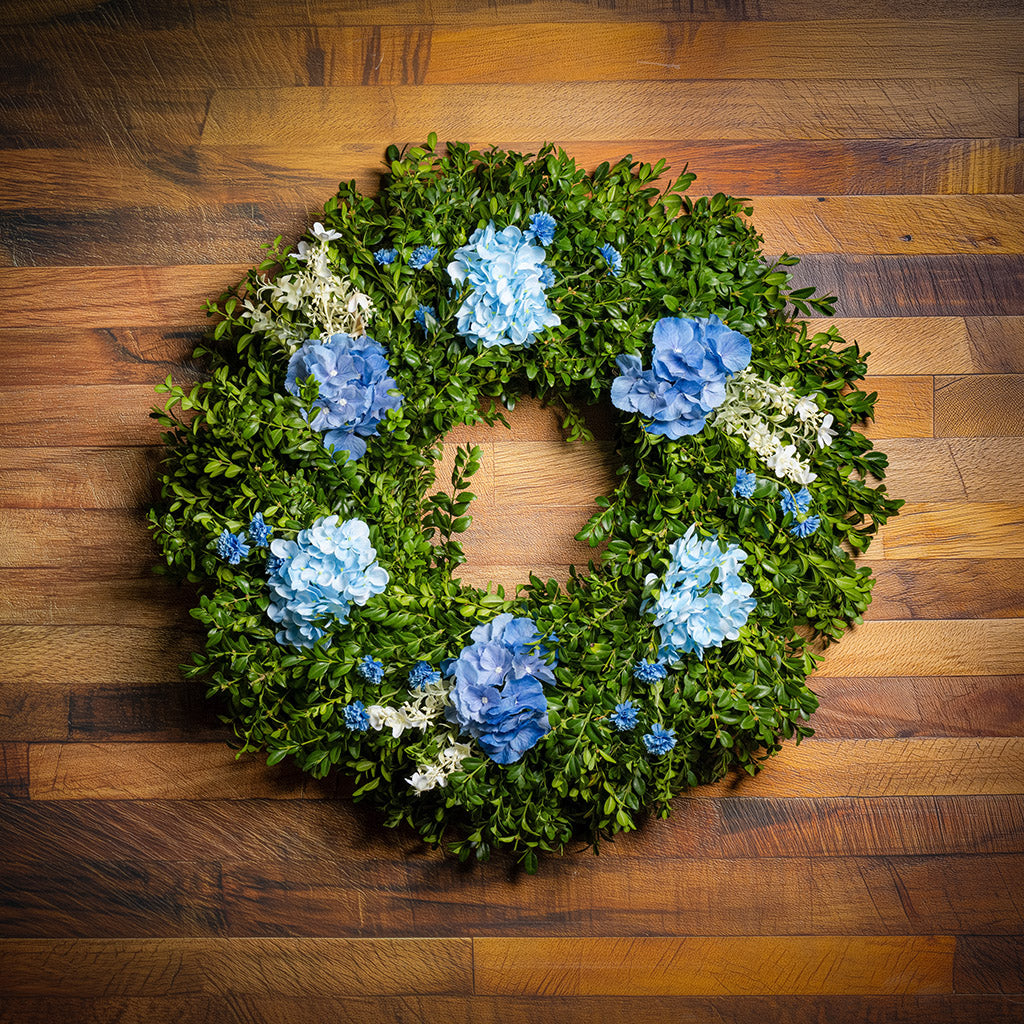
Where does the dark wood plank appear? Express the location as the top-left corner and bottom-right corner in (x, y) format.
(934, 375), (1024, 437)
(863, 559), (1024, 618)
(955, 936), (1024, 994)
(0, 511), (155, 569)
(0, 744), (29, 799)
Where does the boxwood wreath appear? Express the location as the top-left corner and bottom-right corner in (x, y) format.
(150, 137), (902, 872)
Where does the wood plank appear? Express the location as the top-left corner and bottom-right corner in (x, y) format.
(0, 448), (159, 508)
(864, 560), (1024, 618)
(955, 936), (1024, 994)
(934, 374), (1024, 436)
(813, 620), (1024, 676)
(27, 743), (336, 801)
(882, 439), (1024, 502)
(201, 81), (1019, 146)
(0, 743), (29, 799)
(0, 510), (154, 569)
(878, 503), (1024, 559)
(473, 936), (953, 995)
(0, 938), (472, 995)
(811, 675), (1024, 738)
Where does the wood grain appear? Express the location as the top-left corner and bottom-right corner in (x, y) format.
(881, 439), (1024, 502)
(864, 560), (1024, 618)
(955, 936), (1024, 994)
(878, 503), (1024, 559)
(934, 374), (1024, 436)
(473, 936), (953, 995)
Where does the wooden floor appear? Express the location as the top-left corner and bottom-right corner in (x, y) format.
(2, 2), (1024, 1021)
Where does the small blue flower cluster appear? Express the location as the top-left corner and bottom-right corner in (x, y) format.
(343, 700), (370, 731)
(357, 654), (384, 685)
(632, 659), (666, 684)
(285, 332), (403, 462)
(373, 247), (397, 266)
(447, 222), (560, 348)
(778, 486), (821, 537)
(611, 316), (751, 439)
(447, 612), (557, 764)
(599, 242), (622, 276)
(266, 515), (389, 648)
(732, 468), (757, 498)
(526, 211), (556, 246)
(609, 665), (677, 755)
(648, 524), (757, 661)
(408, 660), (441, 690)
(217, 514), (273, 565)
(642, 723), (676, 755)
(413, 304), (435, 331)
(409, 245), (438, 269)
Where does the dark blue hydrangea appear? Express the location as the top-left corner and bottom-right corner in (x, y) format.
(374, 247), (397, 266)
(408, 660), (441, 690)
(413, 304), (436, 331)
(732, 468), (757, 498)
(632, 660), (667, 684)
(600, 242), (622, 276)
(409, 244), (438, 269)
(527, 211), (556, 246)
(248, 513), (271, 547)
(610, 701), (639, 731)
(216, 529), (250, 565)
(780, 487), (812, 517)
(342, 700), (370, 731)
(790, 515), (821, 538)
(266, 554), (285, 576)
(642, 723), (677, 755)
(356, 654), (384, 685)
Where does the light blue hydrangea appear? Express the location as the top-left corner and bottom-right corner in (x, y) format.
(447, 612), (556, 764)
(373, 247), (397, 266)
(216, 529), (250, 565)
(600, 242), (622, 275)
(248, 513), (271, 547)
(647, 524), (757, 662)
(447, 222), (561, 348)
(732, 468), (757, 498)
(790, 515), (821, 538)
(611, 316), (751, 439)
(610, 701), (639, 731)
(539, 264), (555, 288)
(409, 244), (438, 269)
(356, 654), (384, 685)
(408, 661), (441, 690)
(780, 488), (812, 516)
(266, 515), (389, 648)
(342, 700), (370, 731)
(285, 333), (403, 461)
(632, 660), (666, 684)
(266, 554), (285, 576)
(642, 723), (676, 755)
(413, 304), (436, 331)
(527, 211), (556, 246)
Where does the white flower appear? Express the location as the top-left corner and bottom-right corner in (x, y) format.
(366, 705), (389, 731)
(794, 394), (819, 422)
(816, 413), (837, 448)
(408, 766), (447, 793)
(792, 462), (818, 485)
(311, 221), (342, 242)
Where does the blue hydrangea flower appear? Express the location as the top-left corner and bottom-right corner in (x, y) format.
(266, 555), (285, 576)
(447, 613), (556, 764)
(413, 304), (436, 331)
(780, 488), (812, 517)
(248, 513), (271, 547)
(286, 332), (403, 461)
(342, 700), (370, 731)
(408, 661), (441, 690)
(600, 242), (622, 275)
(409, 244), (438, 269)
(266, 515), (389, 649)
(642, 723), (676, 755)
(527, 211), (556, 246)
(610, 701), (639, 731)
(447, 222), (561, 348)
(632, 660), (666, 684)
(732, 468), (757, 498)
(538, 264), (555, 288)
(611, 316), (751, 439)
(790, 515), (821, 538)
(216, 529), (250, 565)
(374, 247), (397, 266)
(647, 524), (757, 662)
(356, 654), (384, 685)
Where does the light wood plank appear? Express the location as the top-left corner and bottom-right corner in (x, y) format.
(878, 503), (1024, 559)
(881, 439), (1024, 502)
(473, 936), (952, 996)
(934, 374), (1024, 436)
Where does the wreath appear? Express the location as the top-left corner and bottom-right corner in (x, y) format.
(150, 137), (901, 871)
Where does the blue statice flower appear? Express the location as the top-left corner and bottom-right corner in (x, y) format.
(447, 612), (557, 764)
(374, 247), (397, 266)
(447, 222), (561, 348)
(409, 244), (438, 269)
(732, 468), (757, 498)
(790, 515), (821, 538)
(342, 700), (370, 731)
(356, 654), (384, 685)
(610, 701), (639, 731)
(780, 488), (812, 517)
(286, 332), (403, 461)
(408, 660), (441, 690)
(611, 316), (751, 439)
(266, 554), (285, 576)
(647, 524), (757, 661)
(642, 723), (677, 755)
(216, 529), (250, 565)
(526, 211), (556, 246)
(248, 513), (271, 547)
(632, 659), (666, 684)
(599, 242), (622, 275)
(413, 304), (436, 331)
(266, 515), (389, 648)
(538, 264), (555, 288)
